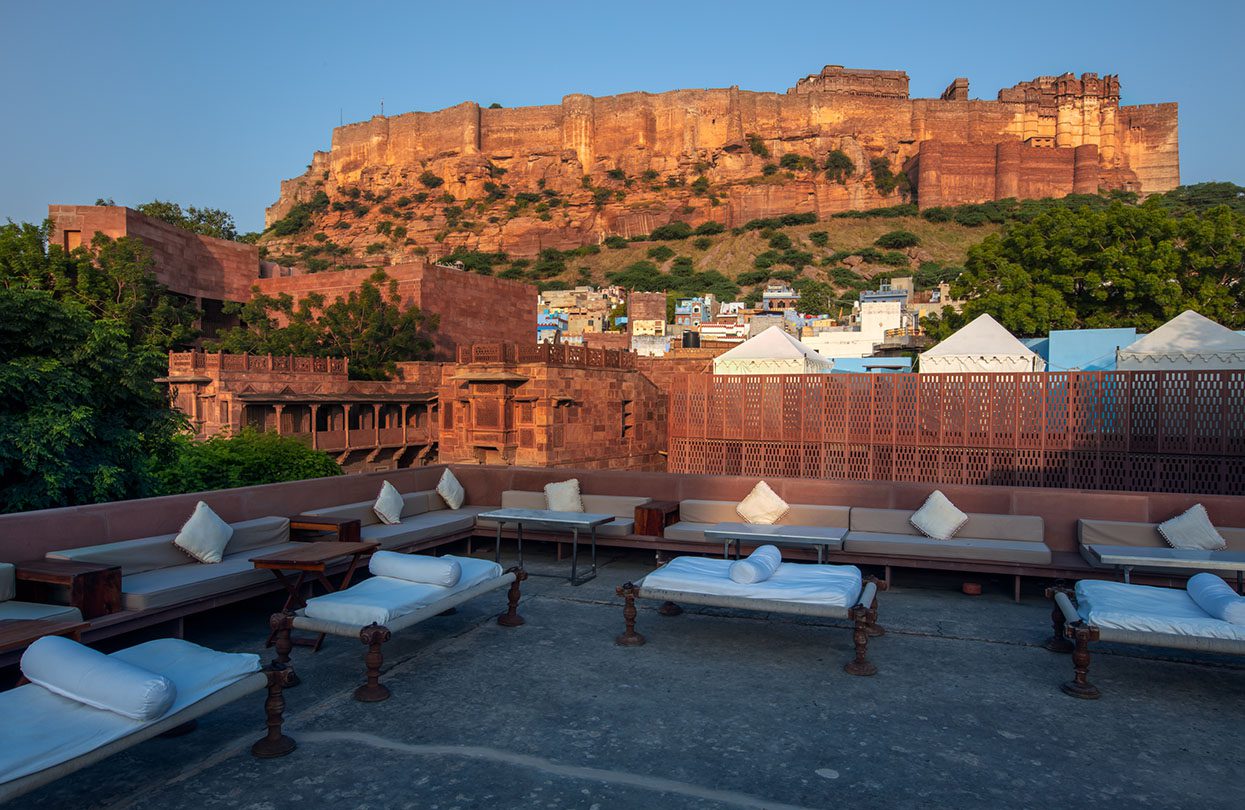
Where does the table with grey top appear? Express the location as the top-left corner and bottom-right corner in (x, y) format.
(1085, 544), (1245, 591)
(478, 508), (615, 585)
(704, 522), (848, 564)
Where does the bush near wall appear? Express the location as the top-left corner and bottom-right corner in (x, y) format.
(157, 430), (342, 495)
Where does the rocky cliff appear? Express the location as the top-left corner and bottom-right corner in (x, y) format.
(262, 65), (1178, 266)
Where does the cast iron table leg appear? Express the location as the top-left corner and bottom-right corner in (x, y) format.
(517, 522), (524, 567)
(494, 521), (502, 563)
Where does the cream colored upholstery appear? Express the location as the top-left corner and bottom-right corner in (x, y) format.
(1079, 519), (1245, 551)
(663, 499), (851, 544)
(475, 491), (649, 537)
(844, 508), (1049, 565)
(47, 517), (290, 575)
(306, 491), (478, 550)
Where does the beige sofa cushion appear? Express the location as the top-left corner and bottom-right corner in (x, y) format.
(47, 517), (289, 576)
(119, 542), (302, 610)
(0, 562), (14, 602)
(850, 508), (1043, 544)
(662, 522), (710, 543)
(359, 511), (479, 550)
(781, 504), (851, 528)
(1078, 519), (1245, 551)
(843, 533), (1052, 565)
(677, 500), (743, 524)
(501, 490), (547, 510)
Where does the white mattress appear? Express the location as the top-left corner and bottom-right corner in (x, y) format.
(0, 639), (260, 786)
(302, 556), (503, 627)
(639, 557), (862, 608)
(1076, 580), (1245, 642)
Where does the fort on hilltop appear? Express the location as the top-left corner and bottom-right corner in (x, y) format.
(262, 63), (1179, 262)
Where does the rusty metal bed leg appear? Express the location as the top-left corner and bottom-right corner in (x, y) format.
(615, 583), (646, 646)
(1060, 624), (1101, 699)
(843, 605), (877, 676)
(355, 623), (392, 702)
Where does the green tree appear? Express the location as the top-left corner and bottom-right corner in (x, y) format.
(875, 230), (920, 249)
(211, 271), (438, 379)
(0, 288), (184, 512)
(156, 430), (341, 495)
(0, 220), (198, 350)
(135, 200), (240, 241)
(824, 150), (855, 184)
(796, 281), (835, 316)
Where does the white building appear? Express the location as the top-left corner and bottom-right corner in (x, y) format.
(802, 301), (903, 359)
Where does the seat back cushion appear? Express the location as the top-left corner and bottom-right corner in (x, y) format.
(677, 500), (742, 524)
(401, 491), (433, 519)
(307, 500), (383, 526)
(781, 504), (850, 528)
(0, 562), (14, 602)
(48, 534), (195, 576)
(581, 494), (650, 519)
(500, 490), (547, 510)
(851, 508), (1043, 543)
(1079, 518), (1245, 551)
(222, 516), (291, 556)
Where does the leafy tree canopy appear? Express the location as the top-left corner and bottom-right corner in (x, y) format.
(926, 202), (1245, 339)
(796, 280), (835, 316)
(209, 270), (438, 380)
(155, 430), (341, 495)
(135, 199), (240, 241)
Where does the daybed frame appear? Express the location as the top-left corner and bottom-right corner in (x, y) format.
(1045, 585), (1245, 699)
(273, 567), (526, 702)
(615, 575), (885, 675)
(0, 664), (295, 804)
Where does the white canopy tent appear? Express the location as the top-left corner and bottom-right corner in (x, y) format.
(712, 326), (835, 375)
(1116, 310), (1245, 371)
(919, 313), (1045, 374)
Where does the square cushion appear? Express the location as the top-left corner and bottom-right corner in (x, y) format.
(373, 481), (404, 525)
(437, 469), (466, 510)
(909, 491), (967, 541)
(545, 479), (583, 512)
(736, 481), (789, 525)
(1158, 504), (1227, 551)
(173, 502), (234, 564)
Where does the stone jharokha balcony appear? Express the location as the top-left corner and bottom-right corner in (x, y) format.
(1, 465), (1242, 807)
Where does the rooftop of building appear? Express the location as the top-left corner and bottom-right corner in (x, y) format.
(14, 547), (1239, 808)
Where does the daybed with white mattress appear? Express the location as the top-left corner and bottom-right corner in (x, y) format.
(273, 553), (526, 702)
(0, 637), (294, 803)
(1046, 578), (1245, 698)
(615, 556), (885, 675)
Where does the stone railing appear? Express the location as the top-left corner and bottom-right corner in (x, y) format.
(457, 343), (636, 370)
(168, 351), (349, 376)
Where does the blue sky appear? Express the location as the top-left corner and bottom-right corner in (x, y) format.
(2, 0), (1241, 233)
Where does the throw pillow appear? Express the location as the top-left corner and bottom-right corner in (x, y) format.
(545, 479), (584, 512)
(436, 468), (466, 510)
(736, 481), (789, 525)
(910, 490), (968, 541)
(173, 501), (234, 563)
(1158, 504), (1227, 551)
(373, 481), (404, 525)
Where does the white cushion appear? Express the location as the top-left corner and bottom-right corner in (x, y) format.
(729, 544), (782, 584)
(21, 636), (176, 721)
(909, 491), (967, 540)
(437, 468), (465, 510)
(303, 557), (503, 626)
(544, 479), (583, 512)
(1075, 580), (1245, 641)
(369, 551), (461, 587)
(373, 481), (404, 525)
(1186, 572), (1245, 625)
(1158, 504), (1227, 551)
(642, 557), (863, 608)
(736, 481), (789, 525)
(173, 501), (234, 564)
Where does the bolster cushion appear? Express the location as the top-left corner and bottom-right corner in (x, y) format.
(1187, 572), (1245, 625)
(729, 544), (782, 584)
(368, 551), (462, 587)
(21, 635), (176, 721)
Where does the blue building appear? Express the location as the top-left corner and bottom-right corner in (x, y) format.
(829, 356), (913, 373)
(1025, 328), (1138, 371)
(536, 310), (568, 343)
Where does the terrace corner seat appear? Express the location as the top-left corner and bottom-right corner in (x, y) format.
(45, 516), (293, 612)
(1047, 580), (1245, 699)
(0, 563), (82, 622)
(1077, 518), (1245, 571)
(615, 556), (884, 675)
(304, 490), (485, 549)
(662, 500), (850, 545)
(474, 491), (651, 537)
(275, 555), (525, 702)
(0, 638), (294, 804)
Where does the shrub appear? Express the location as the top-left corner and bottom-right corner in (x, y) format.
(736, 268), (769, 286)
(879, 251), (910, 267)
(761, 163), (778, 176)
(391, 225), (407, 241)
(779, 153), (816, 171)
(606, 168), (627, 181)
(953, 209), (989, 226)
(693, 236), (712, 250)
(691, 175), (710, 195)
(824, 150), (855, 184)
(875, 230), (920, 249)
(641, 169), (659, 182)
(604, 235), (629, 249)
(922, 207), (952, 223)
(376, 220), (393, 235)
(411, 192), (429, 204)
(266, 191), (329, 237)
(396, 196), (412, 207)
(768, 232), (792, 250)
(418, 171), (444, 188)
(649, 221), (693, 240)
(157, 430), (341, 495)
(747, 134), (770, 158)
(781, 212), (817, 226)
(809, 231), (829, 247)
(870, 158), (900, 195)
(694, 222), (725, 236)
(365, 243), (386, 255)
(647, 245), (675, 261)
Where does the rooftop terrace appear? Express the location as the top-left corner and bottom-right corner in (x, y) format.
(11, 548), (1240, 809)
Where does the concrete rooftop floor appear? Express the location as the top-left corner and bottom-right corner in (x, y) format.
(11, 547), (1245, 809)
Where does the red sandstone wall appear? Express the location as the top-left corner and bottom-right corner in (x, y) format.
(48, 205), (260, 302)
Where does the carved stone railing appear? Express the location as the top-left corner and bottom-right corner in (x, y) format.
(458, 343), (635, 370)
(168, 352), (349, 376)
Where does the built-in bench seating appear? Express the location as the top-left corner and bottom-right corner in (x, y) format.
(662, 500), (850, 544)
(46, 516), (293, 611)
(844, 508), (1050, 566)
(0, 563), (82, 622)
(305, 490), (485, 549)
(1078, 518), (1245, 570)
(475, 491), (651, 537)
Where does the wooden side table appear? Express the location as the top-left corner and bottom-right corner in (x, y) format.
(289, 514), (363, 543)
(635, 500), (680, 537)
(251, 541), (379, 652)
(0, 618), (90, 657)
(14, 560), (122, 619)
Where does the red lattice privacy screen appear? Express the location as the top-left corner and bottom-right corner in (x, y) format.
(666, 372), (1245, 495)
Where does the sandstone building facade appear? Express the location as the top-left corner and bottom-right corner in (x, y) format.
(264, 64), (1178, 261)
